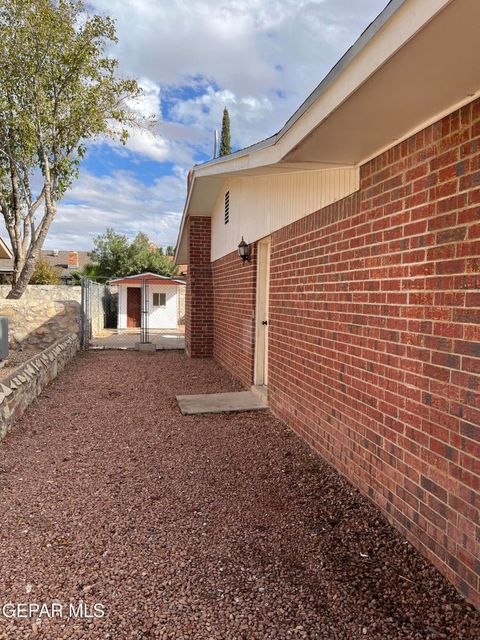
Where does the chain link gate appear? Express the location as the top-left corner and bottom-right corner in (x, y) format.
(140, 277), (150, 345)
(80, 277), (124, 349)
(80, 276), (185, 350)
(80, 278), (109, 349)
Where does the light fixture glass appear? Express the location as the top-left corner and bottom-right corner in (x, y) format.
(238, 237), (250, 262)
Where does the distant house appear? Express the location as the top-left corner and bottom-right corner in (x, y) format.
(0, 237), (13, 283)
(43, 250), (90, 280)
(0, 249), (90, 284)
(109, 273), (185, 330)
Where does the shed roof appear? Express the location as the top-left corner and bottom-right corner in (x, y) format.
(109, 272), (186, 286)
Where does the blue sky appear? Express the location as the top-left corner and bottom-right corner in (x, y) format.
(45, 0), (388, 251)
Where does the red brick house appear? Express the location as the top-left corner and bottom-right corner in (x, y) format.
(175, 0), (480, 607)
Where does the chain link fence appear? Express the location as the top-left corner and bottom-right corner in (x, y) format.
(80, 276), (185, 351)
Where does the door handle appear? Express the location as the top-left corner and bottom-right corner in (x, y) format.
(262, 320), (268, 326)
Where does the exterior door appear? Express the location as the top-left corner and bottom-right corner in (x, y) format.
(126, 287), (141, 328)
(255, 237), (270, 386)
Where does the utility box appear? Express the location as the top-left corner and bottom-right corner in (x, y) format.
(0, 317), (9, 361)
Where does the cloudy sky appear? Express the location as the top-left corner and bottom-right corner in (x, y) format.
(44, 0), (388, 251)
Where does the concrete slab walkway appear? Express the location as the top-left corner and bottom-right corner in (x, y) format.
(0, 351), (478, 639)
(90, 328), (185, 350)
(176, 390), (268, 414)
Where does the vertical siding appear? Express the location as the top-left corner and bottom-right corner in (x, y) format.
(118, 286), (126, 328)
(118, 284), (179, 329)
(210, 167), (359, 261)
(148, 285), (179, 329)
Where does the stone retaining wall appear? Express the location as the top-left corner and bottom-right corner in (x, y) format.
(0, 285), (81, 349)
(0, 332), (78, 440)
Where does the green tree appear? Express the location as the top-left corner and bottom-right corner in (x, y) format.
(149, 247), (177, 275)
(127, 232), (154, 274)
(87, 228), (130, 278)
(29, 257), (61, 284)
(127, 233), (177, 276)
(219, 107), (231, 157)
(165, 245), (175, 256)
(86, 230), (178, 278)
(0, 0), (146, 299)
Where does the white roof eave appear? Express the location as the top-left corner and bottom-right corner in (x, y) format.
(175, 0), (462, 264)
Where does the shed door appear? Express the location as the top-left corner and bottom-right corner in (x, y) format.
(126, 287), (141, 328)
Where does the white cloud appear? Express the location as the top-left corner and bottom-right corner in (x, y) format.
(86, 0), (387, 163)
(128, 77), (161, 119)
(170, 86), (274, 151)
(40, 0), (389, 250)
(106, 77), (174, 162)
(46, 169), (186, 250)
(122, 127), (170, 162)
(91, 0), (387, 118)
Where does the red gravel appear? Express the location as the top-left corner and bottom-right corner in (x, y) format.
(0, 351), (478, 639)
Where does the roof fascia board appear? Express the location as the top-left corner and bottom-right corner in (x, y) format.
(110, 272), (176, 281)
(275, 0), (453, 161)
(174, 175), (196, 264)
(195, 0), (407, 172)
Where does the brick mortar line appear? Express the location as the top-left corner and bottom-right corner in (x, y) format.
(272, 207), (479, 255)
(268, 348), (478, 422)
(269, 381), (477, 504)
(269, 345), (478, 401)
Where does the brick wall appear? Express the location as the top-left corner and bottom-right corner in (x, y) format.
(185, 217), (213, 357)
(267, 99), (480, 607)
(212, 246), (257, 387)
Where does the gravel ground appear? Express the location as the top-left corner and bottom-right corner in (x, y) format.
(0, 351), (478, 640)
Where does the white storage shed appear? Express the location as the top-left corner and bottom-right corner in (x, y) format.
(110, 273), (185, 330)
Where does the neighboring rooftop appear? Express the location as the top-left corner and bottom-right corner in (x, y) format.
(0, 248), (187, 282)
(41, 250), (91, 274)
(0, 249), (91, 278)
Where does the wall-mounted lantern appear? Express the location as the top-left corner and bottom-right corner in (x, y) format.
(238, 237), (251, 262)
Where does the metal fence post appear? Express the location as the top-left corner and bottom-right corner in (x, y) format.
(141, 278), (150, 344)
(80, 277), (86, 350)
